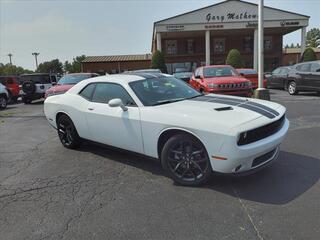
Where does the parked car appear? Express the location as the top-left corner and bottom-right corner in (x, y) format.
(189, 65), (253, 97)
(44, 73), (289, 186)
(45, 73), (99, 98)
(285, 61), (320, 95)
(266, 66), (292, 89)
(0, 83), (9, 110)
(0, 76), (20, 102)
(236, 68), (267, 89)
(173, 68), (193, 83)
(20, 73), (58, 103)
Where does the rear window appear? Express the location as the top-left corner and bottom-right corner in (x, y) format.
(238, 69), (257, 75)
(20, 74), (52, 84)
(296, 64), (311, 72)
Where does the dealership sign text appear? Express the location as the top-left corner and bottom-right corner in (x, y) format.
(206, 12), (258, 22)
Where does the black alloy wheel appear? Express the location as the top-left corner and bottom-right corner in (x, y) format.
(161, 134), (212, 186)
(288, 81), (298, 95)
(57, 114), (81, 149)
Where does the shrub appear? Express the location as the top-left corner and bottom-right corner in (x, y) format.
(226, 49), (244, 68)
(301, 47), (317, 62)
(151, 50), (167, 73)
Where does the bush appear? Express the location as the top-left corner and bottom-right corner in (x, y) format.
(301, 48), (317, 62)
(151, 50), (167, 73)
(226, 49), (244, 68)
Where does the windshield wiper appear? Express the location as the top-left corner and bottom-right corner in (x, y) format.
(185, 94), (204, 100)
(152, 99), (184, 106)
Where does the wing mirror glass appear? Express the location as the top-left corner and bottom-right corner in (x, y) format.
(195, 75), (201, 79)
(108, 98), (128, 111)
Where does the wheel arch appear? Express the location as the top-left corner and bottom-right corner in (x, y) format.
(157, 127), (206, 158)
(0, 93), (8, 100)
(56, 111), (72, 124)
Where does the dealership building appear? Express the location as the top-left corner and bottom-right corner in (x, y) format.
(82, 0), (310, 74)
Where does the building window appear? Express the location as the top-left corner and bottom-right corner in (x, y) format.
(187, 39), (194, 54)
(264, 36), (272, 51)
(243, 37), (253, 52)
(166, 40), (177, 55)
(214, 38), (225, 54)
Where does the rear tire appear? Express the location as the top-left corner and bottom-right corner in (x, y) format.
(288, 81), (298, 95)
(0, 95), (7, 110)
(22, 96), (32, 104)
(57, 114), (81, 149)
(161, 134), (212, 186)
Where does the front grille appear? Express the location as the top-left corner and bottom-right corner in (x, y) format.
(219, 83), (247, 88)
(238, 115), (285, 146)
(252, 148), (277, 167)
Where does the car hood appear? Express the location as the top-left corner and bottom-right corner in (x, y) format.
(141, 94), (285, 134)
(47, 84), (73, 94)
(204, 76), (249, 84)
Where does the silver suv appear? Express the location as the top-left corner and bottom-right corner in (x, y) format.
(20, 73), (57, 104)
(0, 83), (9, 110)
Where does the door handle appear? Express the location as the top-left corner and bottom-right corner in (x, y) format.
(88, 107), (95, 111)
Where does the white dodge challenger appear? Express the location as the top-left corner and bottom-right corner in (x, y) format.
(44, 73), (289, 186)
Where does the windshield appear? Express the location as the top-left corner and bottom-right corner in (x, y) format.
(203, 67), (238, 78)
(129, 76), (202, 106)
(58, 74), (92, 85)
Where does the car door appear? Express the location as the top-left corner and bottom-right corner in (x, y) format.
(85, 82), (144, 154)
(296, 63), (312, 90)
(310, 62), (320, 90)
(268, 68), (281, 88)
(278, 68), (290, 89)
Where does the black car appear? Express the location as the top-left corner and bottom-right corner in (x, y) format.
(267, 66), (292, 89)
(285, 61), (320, 95)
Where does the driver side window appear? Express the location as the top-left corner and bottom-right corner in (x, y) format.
(92, 83), (136, 106)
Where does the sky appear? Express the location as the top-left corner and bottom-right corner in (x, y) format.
(0, 0), (319, 70)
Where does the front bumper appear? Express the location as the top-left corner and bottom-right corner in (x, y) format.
(209, 89), (252, 97)
(208, 118), (289, 174)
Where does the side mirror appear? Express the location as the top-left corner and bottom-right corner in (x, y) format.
(52, 82), (57, 86)
(195, 75), (201, 79)
(239, 73), (245, 77)
(108, 98), (128, 111)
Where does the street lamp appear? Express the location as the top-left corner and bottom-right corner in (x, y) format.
(32, 52), (40, 69)
(8, 53), (13, 65)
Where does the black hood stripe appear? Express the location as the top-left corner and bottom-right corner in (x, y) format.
(190, 95), (277, 119)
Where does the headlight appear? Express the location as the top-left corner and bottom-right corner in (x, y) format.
(207, 83), (219, 89)
(238, 131), (248, 145)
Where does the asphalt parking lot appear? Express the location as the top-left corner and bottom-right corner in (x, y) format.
(0, 89), (319, 240)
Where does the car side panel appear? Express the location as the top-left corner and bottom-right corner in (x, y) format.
(44, 94), (92, 139)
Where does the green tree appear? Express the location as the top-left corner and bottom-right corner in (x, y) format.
(290, 43), (295, 48)
(301, 47), (317, 62)
(284, 44), (289, 49)
(0, 63), (33, 75)
(226, 49), (244, 68)
(37, 59), (63, 74)
(306, 28), (320, 48)
(64, 55), (86, 73)
(151, 50), (167, 73)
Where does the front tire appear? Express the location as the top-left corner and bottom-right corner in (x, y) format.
(57, 114), (81, 149)
(288, 81), (298, 95)
(161, 134), (212, 186)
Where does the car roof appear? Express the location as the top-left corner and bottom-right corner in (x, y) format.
(83, 73), (171, 85)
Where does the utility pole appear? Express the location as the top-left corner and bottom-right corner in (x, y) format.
(32, 52), (40, 69)
(254, 0), (270, 100)
(8, 53), (13, 65)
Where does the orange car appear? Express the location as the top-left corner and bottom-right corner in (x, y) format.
(236, 68), (267, 89)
